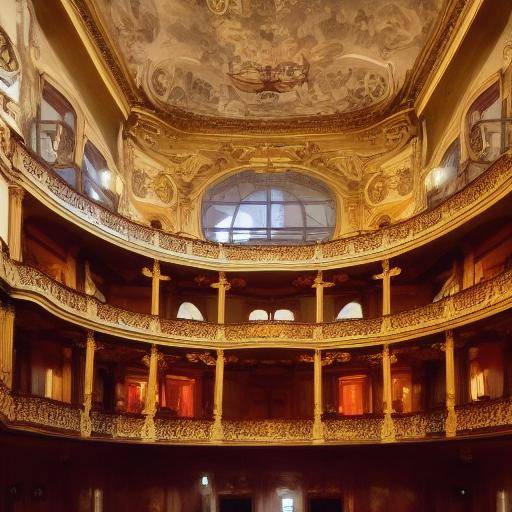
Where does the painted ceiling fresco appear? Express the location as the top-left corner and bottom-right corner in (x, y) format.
(97, 0), (443, 119)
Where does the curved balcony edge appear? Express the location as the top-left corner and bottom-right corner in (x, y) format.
(5, 141), (512, 271)
(1, 384), (512, 446)
(1, 253), (512, 349)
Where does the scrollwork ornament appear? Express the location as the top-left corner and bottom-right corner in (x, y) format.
(504, 35), (512, 67)
(206, 0), (229, 16)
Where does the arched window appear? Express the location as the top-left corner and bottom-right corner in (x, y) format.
(202, 170), (336, 244)
(82, 141), (118, 211)
(336, 302), (363, 320)
(467, 83), (502, 164)
(32, 81), (76, 168)
(177, 302), (204, 321)
(425, 139), (460, 209)
(273, 309), (295, 321)
(249, 309), (269, 321)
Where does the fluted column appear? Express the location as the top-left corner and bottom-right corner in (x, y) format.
(313, 349), (324, 441)
(8, 185), (24, 261)
(0, 302), (15, 389)
(312, 271), (334, 323)
(445, 330), (457, 438)
(142, 344), (159, 441)
(80, 331), (96, 437)
(381, 344), (395, 442)
(211, 273), (231, 324)
(212, 349), (224, 440)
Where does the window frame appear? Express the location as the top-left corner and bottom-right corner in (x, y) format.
(202, 170), (336, 245)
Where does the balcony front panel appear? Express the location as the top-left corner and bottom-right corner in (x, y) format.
(8, 142), (512, 271)
(2, 252), (512, 349)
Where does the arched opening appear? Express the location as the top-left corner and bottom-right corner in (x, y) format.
(202, 170), (336, 245)
(336, 302), (363, 320)
(249, 309), (269, 321)
(273, 309), (295, 321)
(177, 302), (204, 321)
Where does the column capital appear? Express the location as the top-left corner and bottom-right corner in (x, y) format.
(211, 271), (231, 291)
(312, 270), (334, 290)
(8, 184), (25, 201)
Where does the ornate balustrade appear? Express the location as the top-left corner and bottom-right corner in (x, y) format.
(8, 141), (512, 271)
(456, 398), (512, 433)
(2, 383), (512, 445)
(2, 253), (512, 349)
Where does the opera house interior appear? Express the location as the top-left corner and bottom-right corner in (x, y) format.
(2, 0), (512, 510)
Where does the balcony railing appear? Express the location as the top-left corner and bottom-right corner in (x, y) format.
(2, 251), (512, 349)
(7, 140), (512, 271)
(2, 383), (512, 445)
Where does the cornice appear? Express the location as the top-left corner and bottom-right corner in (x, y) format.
(9, 139), (512, 272)
(61, 0), (472, 135)
(2, 383), (512, 445)
(2, 253), (512, 350)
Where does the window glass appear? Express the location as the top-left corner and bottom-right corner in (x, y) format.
(249, 309), (269, 321)
(336, 302), (363, 320)
(202, 170), (336, 244)
(273, 309), (295, 321)
(82, 141), (118, 211)
(177, 302), (204, 321)
(425, 139), (461, 209)
(33, 82), (76, 165)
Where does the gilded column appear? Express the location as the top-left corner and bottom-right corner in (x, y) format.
(80, 331), (96, 438)
(312, 271), (334, 323)
(142, 344), (159, 441)
(0, 302), (14, 389)
(381, 344), (395, 442)
(372, 259), (401, 316)
(212, 349), (224, 440)
(211, 272), (231, 324)
(313, 349), (324, 441)
(8, 185), (24, 261)
(142, 260), (171, 316)
(445, 330), (457, 438)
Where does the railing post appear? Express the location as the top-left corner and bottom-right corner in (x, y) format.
(211, 273), (231, 324)
(0, 302), (15, 389)
(7, 185), (24, 261)
(373, 259), (401, 316)
(445, 330), (457, 438)
(312, 271), (334, 323)
(381, 344), (395, 442)
(313, 348), (324, 442)
(80, 331), (96, 438)
(142, 344), (159, 441)
(212, 349), (224, 440)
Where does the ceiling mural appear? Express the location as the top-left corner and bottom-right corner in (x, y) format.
(97, 0), (443, 119)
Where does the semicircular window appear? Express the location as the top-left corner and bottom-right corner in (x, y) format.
(202, 170), (336, 244)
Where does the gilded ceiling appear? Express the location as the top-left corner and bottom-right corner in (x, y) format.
(96, 0), (443, 120)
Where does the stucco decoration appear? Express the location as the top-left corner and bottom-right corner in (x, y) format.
(97, 0), (442, 119)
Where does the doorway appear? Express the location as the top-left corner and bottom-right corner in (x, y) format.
(218, 496), (253, 512)
(309, 497), (343, 512)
